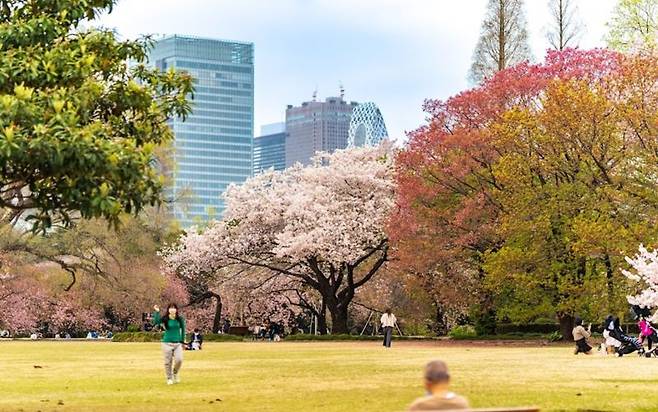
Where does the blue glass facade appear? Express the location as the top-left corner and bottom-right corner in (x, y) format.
(149, 35), (254, 227)
(253, 130), (286, 175)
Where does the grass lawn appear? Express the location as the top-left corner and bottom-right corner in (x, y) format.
(1, 340), (656, 412)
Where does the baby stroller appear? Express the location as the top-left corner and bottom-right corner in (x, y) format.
(631, 305), (658, 357)
(605, 315), (645, 357)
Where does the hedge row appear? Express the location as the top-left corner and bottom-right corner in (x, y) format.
(496, 323), (560, 334)
(112, 332), (243, 342)
(496, 323), (640, 335)
(450, 332), (553, 341)
(284, 334), (435, 341)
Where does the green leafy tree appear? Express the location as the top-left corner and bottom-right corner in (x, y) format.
(607, 0), (658, 51)
(0, 0), (193, 231)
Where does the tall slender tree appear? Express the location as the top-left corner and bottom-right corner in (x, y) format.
(547, 0), (584, 50)
(607, 0), (658, 51)
(469, 0), (532, 84)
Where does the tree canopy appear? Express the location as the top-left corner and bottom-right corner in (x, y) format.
(394, 48), (658, 338)
(0, 0), (193, 231)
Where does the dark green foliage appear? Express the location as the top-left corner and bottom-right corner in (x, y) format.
(448, 325), (477, 339)
(284, 334), (434, 341)
(112, 332), (243, 342)
(0, 0), (192, 231)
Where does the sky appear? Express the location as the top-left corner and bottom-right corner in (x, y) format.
(97, 0), (618, 142)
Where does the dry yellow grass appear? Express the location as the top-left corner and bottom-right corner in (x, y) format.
(0, 340), (656, 411)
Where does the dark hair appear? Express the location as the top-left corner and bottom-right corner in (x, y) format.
(574, 317), (583, 326)
(385, 308), (392, 314)
(162, 303), (182, 330)
(425, 360), (450, 383)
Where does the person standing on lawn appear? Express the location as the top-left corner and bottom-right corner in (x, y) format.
(152, 303), (186, 384)
(381, 308), (397, 348)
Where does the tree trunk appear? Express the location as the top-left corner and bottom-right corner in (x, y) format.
(317, 299), (328, 335)
(558, 313), (574, 341)
(498, 0), (506, 71)
(212, 294), (222, 334)
(435, 303), (448, 336)
(325, 299), (350, 334)
(604, 253), (614, 311)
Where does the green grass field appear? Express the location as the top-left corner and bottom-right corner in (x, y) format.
(1, 340), (656, 411)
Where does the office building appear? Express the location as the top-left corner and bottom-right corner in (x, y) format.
(285, 95), (358, 167)
(149, 35), (254, 226)
(254, 122), (286, 175)
(347, 102), (389, 147)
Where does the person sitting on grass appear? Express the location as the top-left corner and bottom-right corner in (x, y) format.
(572, 316), (593, 355)
(407, 360), (469, 411)
(190, 328), (203, 350)
(601, 315), (622, 355)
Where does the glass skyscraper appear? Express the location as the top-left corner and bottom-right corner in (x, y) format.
(253, 123), (286, 175)
(149, 35), (254, 227)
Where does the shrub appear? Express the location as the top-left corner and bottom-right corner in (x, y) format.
(285, 334), (381, 341)
(496, 323), (560, 334)
(469, 306), (496, 335)
(112, 332), (243, 342)
(448, 325), (477, 339)
(402, 322), (433, 337)
(547, 331), (563, 342)
(284, 334), (434, 341)
(126, 324), (140, 333)
(532, 317), (557, 324)
(204, 334), (243, 342)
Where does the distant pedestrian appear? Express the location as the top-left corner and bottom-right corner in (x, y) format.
(152, 303), (186, 385)
(268, 321), (276, 341)
(222, 318), (231, 334)
(381, 308), (397, 348)
(190, 328), (203, 350)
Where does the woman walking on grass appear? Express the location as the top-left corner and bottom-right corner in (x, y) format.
(152, 303), (186, 384)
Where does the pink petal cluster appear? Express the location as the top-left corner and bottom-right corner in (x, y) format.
(164, 142), (395, 275)
(624, 245), (658, 317)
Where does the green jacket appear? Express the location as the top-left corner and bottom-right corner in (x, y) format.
(152, 311), (186, 343)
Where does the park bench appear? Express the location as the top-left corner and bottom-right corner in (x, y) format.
(228, 326), (250, 336)
(419, 407), (539, 412)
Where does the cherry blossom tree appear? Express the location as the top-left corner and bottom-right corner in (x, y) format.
(0, 272), (46, 334)
(623, 246), (658, 314)
(163, 143), (396, 334)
